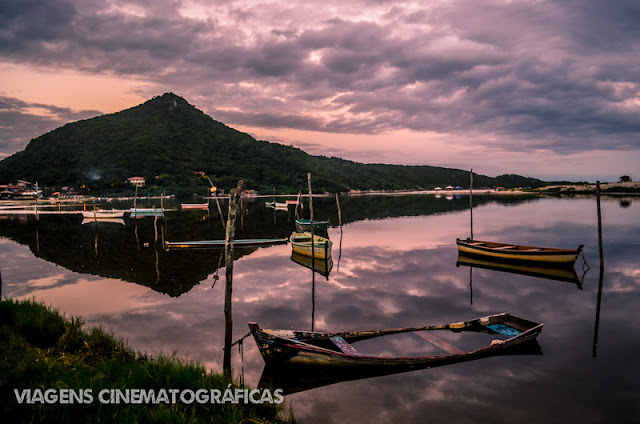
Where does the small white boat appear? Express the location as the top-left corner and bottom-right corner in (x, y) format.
(82, 210), (125, 219)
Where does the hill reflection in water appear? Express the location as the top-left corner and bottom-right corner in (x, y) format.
(1, 194), (638, 423)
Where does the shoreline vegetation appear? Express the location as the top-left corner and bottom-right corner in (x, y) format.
(0, 182), (638, 210)
(0, 299), (292, 424)
(530, 181), (640, 195)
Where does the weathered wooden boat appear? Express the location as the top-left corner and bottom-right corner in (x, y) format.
(249, 312), (542, 370)
(295, 219), (329, 232)
(181, 203), (209, 210)
(456, 238), (583, 265)
(290, 251), (333, 278)
(165, 238), (288, 250)
(81, 210), (125, 219)
(456, 253), (584, 288)
(290, 231), (332, 259)
(129, 207), (165, 217)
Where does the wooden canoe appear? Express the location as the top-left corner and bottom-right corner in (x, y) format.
(82, 210), (125, 219)
(249, 312), (542, 369)
(165, 238), (288, 250)
(290, 231), (332, 259)
(456, 253), (584, 288)
(295, 219), (329, 232)
(456, 238), (583, 265)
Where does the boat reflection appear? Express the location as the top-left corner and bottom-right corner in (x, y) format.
(257, 339), (543, 395)
(81, 218), (125, 226)
(456, 253), (586, 288)
(290, 251), (334, 279)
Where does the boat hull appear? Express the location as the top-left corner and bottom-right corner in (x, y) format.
(290, 232), (332, 259)
(456, 238), (582, 265)
(82, 210), (125, 219)
(249, 313), (543, 369)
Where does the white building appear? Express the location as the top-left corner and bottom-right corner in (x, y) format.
(127, 176), (145, 187)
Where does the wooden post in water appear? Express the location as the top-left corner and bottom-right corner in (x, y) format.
(469, 168), (473, 240)
(223, 180), (244, 379)
(153, 207), (158, 244)
(469, 168), (474, 304)
(593, 181), (605, 358)
(214, 194), (225, 230)
(336, 193), (343, 272)
(295, 191), (302, 220)
(133, 185), (138, 219)
(307, 173), (316, 331)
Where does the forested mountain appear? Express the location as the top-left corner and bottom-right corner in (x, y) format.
(0, 93), (545, 194)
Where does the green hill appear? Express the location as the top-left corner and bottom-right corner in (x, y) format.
(0, 93), (545, 194)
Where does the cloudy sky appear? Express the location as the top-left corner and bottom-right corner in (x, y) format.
(1, 0), (639, 181)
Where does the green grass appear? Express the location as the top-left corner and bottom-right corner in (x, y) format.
(0, 298), (293, 423)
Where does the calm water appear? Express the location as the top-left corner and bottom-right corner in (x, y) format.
(1, 194), (639, 423)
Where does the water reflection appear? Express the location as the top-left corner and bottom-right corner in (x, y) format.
(456, 254), (586, 288)
(1, 195), (639, 423)
(258, 339), (543, 395)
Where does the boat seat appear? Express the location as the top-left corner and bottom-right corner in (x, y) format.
(487, 324), (522, 337)
(413, 331), (465, 355)
(329, 336), (359, 356)
(492, 245), (517, 250)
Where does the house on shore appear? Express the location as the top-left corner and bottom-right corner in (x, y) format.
(127, 176), (146, 187)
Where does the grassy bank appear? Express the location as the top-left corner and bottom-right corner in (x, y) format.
(0, 299), (292, 423)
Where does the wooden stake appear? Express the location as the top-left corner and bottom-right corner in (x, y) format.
(470, 168), (473, 240)
(223, 180), (244, 379)
(593, 181), (605, 358)
(307, 173), (316, 331)
(214, 194), (225, 230)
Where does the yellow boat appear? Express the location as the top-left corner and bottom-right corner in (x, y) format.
(290, 232), (332, 259)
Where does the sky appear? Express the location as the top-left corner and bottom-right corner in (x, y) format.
(1, 0), (639, 182)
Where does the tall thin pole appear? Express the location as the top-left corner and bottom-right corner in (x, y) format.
(593, 181), (605, 357)
(307, 173), (315, 331)
(336, 193), (343, 272)
(223, 180), (243, 379)
(133, 184), (138, 218)
(469, 168), (473, 240)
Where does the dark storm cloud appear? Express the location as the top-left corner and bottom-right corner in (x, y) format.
(2, 0), (640, 157)
(0, 96), (101, 158)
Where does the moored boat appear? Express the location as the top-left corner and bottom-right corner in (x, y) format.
(290, 231), (332, 259)
(295, 219), (329, 232)
(81, 210), (125, 219)
(456, 238), (583, 265)
(249, 312), (543, 370)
